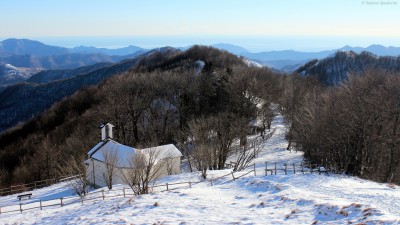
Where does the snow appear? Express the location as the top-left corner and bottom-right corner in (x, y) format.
(4, 64), (18, 70)
(88, 141), (182, 168)
(87, 141), (105, 156)
(90, 140), (137, 168)
(140, 144), (183, 160)
(194, 60), (205, 75)
(1, 113), (399, 224)
(243, 58), (263, 68)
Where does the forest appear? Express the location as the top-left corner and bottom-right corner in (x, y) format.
(0, 46), (399, 187)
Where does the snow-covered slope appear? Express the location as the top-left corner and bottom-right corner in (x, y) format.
(0, 63), (42, 86)
(242, 58), (263, 68)
(0, 114), (399, 224)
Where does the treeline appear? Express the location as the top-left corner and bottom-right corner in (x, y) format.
(297, 51), (400, 85)
(0, 46), (280, 186)
(284, 70), (400, 183)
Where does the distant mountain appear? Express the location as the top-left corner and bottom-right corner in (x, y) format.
(214, 44), (400, 72)
(0, 47), (179, 132)
(297, 51), (400, 85)
(338, 45), (400, 56)
(211, 43), (250, 55)
(0, 57), (141, 132)
(0, 38), (148, 58)
(26, 62), (113, 84)
(363, 45), (400, 56)
(0, 38), (69, 57)
(1, 53), (115, 70)
(242, 50), (330, 62)
(0, 63), (42, 87)
(262, 59), (308, 72)
(3, 38), (400, 74)
(0, 53), (116, 88)
(0, 39), (152, 87)
(71, 45), (146, 56)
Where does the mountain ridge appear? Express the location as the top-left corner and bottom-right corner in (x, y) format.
(297, 51), (400, 85)
(2, 38), (400, 72)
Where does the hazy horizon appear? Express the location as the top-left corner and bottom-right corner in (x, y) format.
(1, 35), (400, 52)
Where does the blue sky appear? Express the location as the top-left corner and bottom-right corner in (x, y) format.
(1, 0), (399, 51)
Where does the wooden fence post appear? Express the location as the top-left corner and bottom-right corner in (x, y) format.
(166, 183), (169, 191)
(293, 163), (296, 174)
(81, 197), (84, 204)
(253, 164), (256, 176)
(284, 163), (287, 175)
(101, 190), (105, 200)
(274, 162), (277, 175)
(40, 199), (42, 210)
(123, 187), (126, 197)
(231, 171), (235, 180)
(60, 198), (63, 207)
(19, 203), (22, 213)
(301, 163), (304, 174)
(265, 162), (268, 176)
(34, 181), (37, 189)
(189, 181), (192, 188)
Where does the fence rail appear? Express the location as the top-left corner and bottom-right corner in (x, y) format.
(0, 166), (258, 215)
(0, 161), (333, 215)
(0, 175), (81, 197)
(0, 187), (134, 214)
(262, 161), (331, 176)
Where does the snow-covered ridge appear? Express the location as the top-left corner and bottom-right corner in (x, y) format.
(242, 58), (263, 68)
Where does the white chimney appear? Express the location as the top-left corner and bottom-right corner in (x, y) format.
(99, 122), (115, 141)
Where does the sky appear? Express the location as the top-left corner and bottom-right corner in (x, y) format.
(1, 0), (400, 51)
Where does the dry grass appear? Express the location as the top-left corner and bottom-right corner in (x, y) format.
(291, 208), (300, 214)
(351, 203), (362, 208)
(337, 209), (349, 217)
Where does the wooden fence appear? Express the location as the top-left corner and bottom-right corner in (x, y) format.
(0, 167), (257, 215)
(1, 161), (336, 215)
(0, 175), (80, 197)
(263, 161), (331, 176)
(0, 187), (135, 214)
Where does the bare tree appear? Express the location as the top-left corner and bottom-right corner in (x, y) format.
(174, 129), (194, 172)
(187, 117), (214, 178)
(258, 102), (275, 137)
(164, 153), (175, 175)
(233, 129), (275, 171)
(101, 148), (119, 190)
(35, 136), (60, 180)
(59, 156), (89, 198)
(121, 148), (164, 195)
